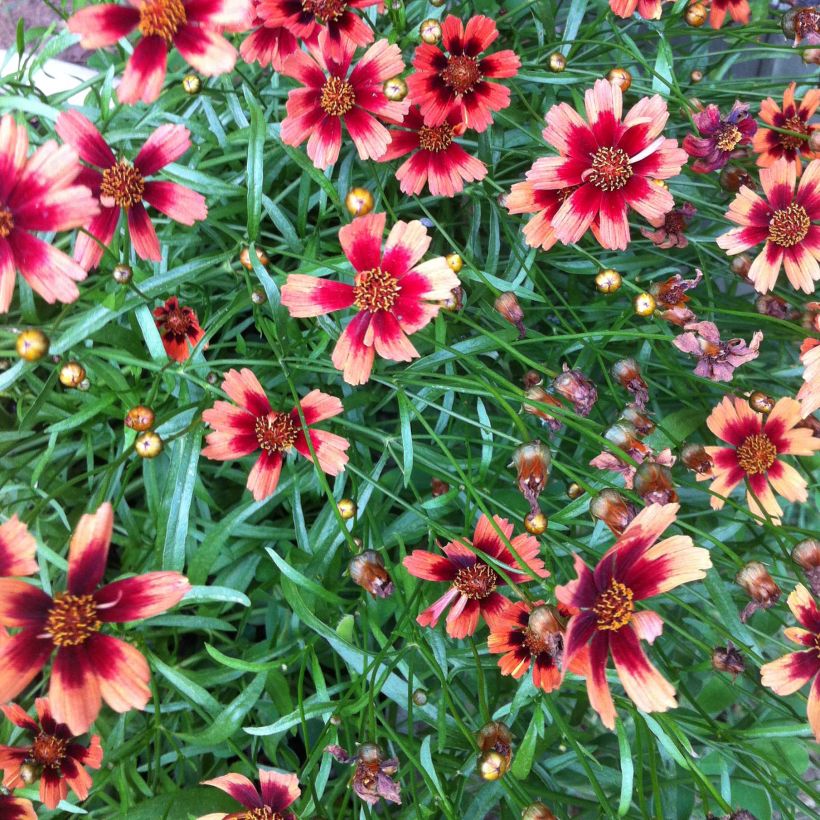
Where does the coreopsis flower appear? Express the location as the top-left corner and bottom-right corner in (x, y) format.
(379, 106), (487, 197)
(609, 0), (663, 20)
(754, 82), (820, 175)
(672, 321), (763, 382)
(406, 15), (520, 133)
(640, 202), (696, 249)
(736, 561), (781, 621)
(153, 296), (206, 362)
(0, 516), (37, 577)
(0, 698), (103, 809)
(505, 182), (588, 251)
(487, 602), (589, 692)
(279, 34), (407, 170)
(403, 514), (548, 639)
(527, 79), (687, 251)
(703, 0), (751, 28)
(281, 213), (459, 385)
(556, 503), (712, 729)
(797, 337), (820, 417)
(239, 2), (298, 70)
(553, 364), (597, 416)
(349, 550), (394, 598)
(202, 369), (349, 501)
(0, 795), (35, 820)
(67, 0), (252, 105)
(55, 112), (207, 267)
(793, 539), (820, 596)
(0, 503), (190, 734)
(590, 488), (638, 536)
(325, 743), (400, 806)
(704, 395), (820, 522)
(650, 269), (702, 327)
(683, 102), (757, 174)
(760, 584), (820, 740)
(256, 0), (382, 61)
(200, 768), (300, 819)
(716, 158), (820, 294)
(0, 114), (98, 313)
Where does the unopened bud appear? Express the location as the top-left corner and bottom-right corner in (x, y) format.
(524, 510), (548, 535)
(349, 550), (394, 598)
(792, 540), (820, 595)
(553, 365), (597, 417)
(567, 482), (584, 500)
(16, 329), (50, 362)
(412, 688), (427, 706)
(59, 361), (86, 388)
(590, 489), (637, 536)
(239, 246), (269, 270)
(711, 641), (745, 679)
(135, 431), (163, 459)
(479, 750), (507, 781)
(125, 405), (155, 432)
(512, 441), (552, 508)
(494, 292), (526, 339)
(681, 442), (714, 475)
(337, 498), (357, 520)
(440, 285), (464, 312)
(748, 391), (774, 414)
(736, 561), (781, 622)
(611, 358), (648, 408)
(731, 254), (752, 279)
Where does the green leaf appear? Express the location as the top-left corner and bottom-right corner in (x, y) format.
(246, 95), (265, 241)
(510, 712), (538, 779)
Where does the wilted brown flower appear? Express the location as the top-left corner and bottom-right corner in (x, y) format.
(431, 477), (450, 497)
(719, 166), (755, 193)
(325, 743), (401, 806)
(523, 386), (563, 432)
(792, 539), (820, 595)
(349, 550), (394, 598)
(755, 294), (800, 320)
(620, 405), (655, 436)
(712, 641), (745, 679)
(673, 321), (763, 382)
(512, 441), (552, 511)
(736, 561), (781, 622)
(522, 803), (558, 820)
(634, 461), (678, 505)
(590, 489), (637, 536)
(681, 442), (715, 476)
(476, 721), (512, 778)
(640, 202), (697, 249)
(495, 292), (526, 339)
(611, 358), (649, 408)
(650, 269), (702, 326)
(522, 370), (543, 389)
(553, 364), (597, 416)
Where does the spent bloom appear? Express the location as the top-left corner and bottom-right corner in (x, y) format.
(611, 358), (649, 408)
(753, 82), (820, 176)
(672, 321), (763, 382)
(683, 102), (757, 174)
(0, 515), (38, 578)
(716, 158), (820, 294)
(793, 540), (820, 596)
(553, 364), (597, 416)
(556, 503), (711, 729)
(407, 15), (520, 133)
(202, 369), (349, 501)
(511, 441), (552, 512)
(590, 488), (638, 536)
(0, 114), (98, 313)
(325, 743), (401, 806)
(68, 0), (252, 105)
(640, 202), (697, 249)
(736, 560), (781, 621)
(153, 296), (206, 362)
(760, 584), (820, 741)
(0, 503), (190, 734)
(200, 768), (300, 819)
(281, 213), (459, 385)
(56, 112), (207, 267)
(650, 269), (702, 327)
(280, 34), (408, 170)
(349, 550), (394, 598)
(704, 396), (820, 523)
(0, 698), (103, 810)
(524, 78), (687, 250)
(403, 514), (548, 639)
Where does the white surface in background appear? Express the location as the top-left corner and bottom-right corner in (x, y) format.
(0, 47), (96, 103)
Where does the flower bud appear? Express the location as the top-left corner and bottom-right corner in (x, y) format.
(412, 688), (427, 706)
(522, 370), (543, 389)
(634, 461), (677, 505)
(607, 67), (631, 91)
(337, 498), (357, 520)
(59, 361), (86, 388)
(711, 641), (745, 679)
(135, 431), (163, 459)
(477, 721), (512, 775)
(125, 405), (155, 432)
(523, 386), (563, 431)
(524, 510), (548, 535)
(419, 18), (442, 44)
(349, 550), (394, 598)
(16, 329), (49, 361)
(620, 405), (655, 436)
(182, 73), (201, 94)
(239, 246), (269, 270)
(548, 52), (566, 72)
(736, 561), (781, 622)
(612, 358), (648, 408)
(690, 69), (704, 83)
(431, 477), (449, 497)
(681, 442), (714, 475)
(357, 742), (383, 765)
(590, 489), (636, 536)
(553, 365), (597, 417)
(567, 482), (584, 500)
(633, 292), (657, 317)
(479, 750), (507, 781)
(522, 803), (558, 820)
(528, 605), (563, 644)
(748, 391), (774, 414)
(494, 291), (526, 339)
(685, 2), (708, 25)
(445, 253), (463, 273)
(793, 539), (820, 595)
(112, 263), (133, 284)
(595, 268), (622, 293)
(251, 288), (267, 305)
(512, 441), (552, 506)
(19, 762), (41, 785)
(345, 187), (373, 216)
(382, 76), (408, 101)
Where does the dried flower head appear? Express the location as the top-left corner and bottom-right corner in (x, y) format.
(736, 561), (781, 621)
(494, 292), (527, 339)
(711, 641), (745, 679)
(681, 442), (715, 476)
(590, 488), (637, 536)
(640, 202), (697, 249)
(349, 551), (394, 599)
(325, 743), (401, 806)
(553, 364), (597, 417)
(523, 386), (563, 432)
(792, 539), (820, 595)
(650, 269), (702, 327)
(476, 721), (512, 775)
(522, 803), (558, 820)
(611, 358), (649, 408)
(634, 461), (678, 505)
(755, 293), (800, 320)
(512, 441), (552, 511)
(431, 477), (450, 497)
(620, 405), (655, 436)
(673, 321), (763, 382)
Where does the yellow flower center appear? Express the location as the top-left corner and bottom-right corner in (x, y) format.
(320, 77), (356, 116)
(45, 593), (102, 647)
(32, 733), (68, 768)
(100, 160), (145, 209)
(453, 562), (497, 600)
(255, 413), (298, 453)
(418, 124), (454, 153)
(353, 267), (400, 312)
(716, 124), (743, 152)
(586, 147), (633, 192)
(767, 202), (810, 248)
(0, 206), (13, 238)
(138, 0), (187, 41)
(736, 433), (777, 475)
(302, 0), (348, 22)
(592, 579), (634, 631)
(441, 55), (482, 95)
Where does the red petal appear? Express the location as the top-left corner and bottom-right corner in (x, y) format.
(67, 3), (139, 48)
(246, 451), (283, 501)
(127, 204), (161, 261)
(68, 502), (113, 596)
(201, 772), (263, 808)
(95, 572), (189, 622)
(403, 550), (457, 581)
(118, 36), (168, 105)
(259, 769), (300, 812)
(49, 646), (101, 736)
(339, 212), (385, 272)
(0, 580), (52, 626)
(84, 634), (151, 714)
(0, 515), (38, 577)
(0, 629), (52, 703)
(143, 181), (207, 225)
(55, 111), (115, 169)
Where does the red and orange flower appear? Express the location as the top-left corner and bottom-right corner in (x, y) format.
(523, 79), (687, 250)
(281, 213), (460, 385)
(761, 584), (820, 741)
(0, 503), (190, 735)
(753, 82), (820, 175)
(704, 395), (820, 523)
(0, 515), (38, 578)
(609, 0), (663, 20)
(200, 768), (300, 820)
(202, 369), (350, 501)
(379, 106), (487, 198)
(716, 158), (820, 294)
(280, 33), (408, 170)
(407, 15), (520, 133)
(701, 0), (750, 29)
(0, 794), (35, 820)
(0, 114), (98, 313)
(556, 503), (711, 730)
(403, 514), (548, 640)
(0, 698), (103, 810)
(154, 296), (206, 362)
(56, 111), (207, 267)
(68, 0), (253, 105)
(239, 2), (298, 71)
